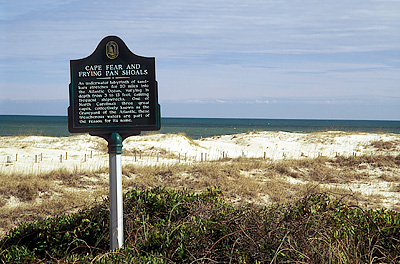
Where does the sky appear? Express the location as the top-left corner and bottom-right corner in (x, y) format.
(0, 0), (399, 120)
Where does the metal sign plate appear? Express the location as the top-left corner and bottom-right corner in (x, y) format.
(68, 36), (160, 134)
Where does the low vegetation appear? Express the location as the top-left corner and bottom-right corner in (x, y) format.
(1, 187), (399, 263)
(0, 154), (400, 262)
(370, 139), (399, 151)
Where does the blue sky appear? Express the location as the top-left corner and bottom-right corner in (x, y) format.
(0, 0), (399, 119)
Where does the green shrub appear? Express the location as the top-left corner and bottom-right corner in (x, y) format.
(1, 188), (400, 263)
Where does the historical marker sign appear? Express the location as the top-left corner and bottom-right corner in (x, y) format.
(68, 36), (161, 250)
(68, 36), (160, 134)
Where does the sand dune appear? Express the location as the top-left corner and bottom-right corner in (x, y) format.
(1, 131), (399, 173)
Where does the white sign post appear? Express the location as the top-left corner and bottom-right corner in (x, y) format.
(108, 133), (124, 250)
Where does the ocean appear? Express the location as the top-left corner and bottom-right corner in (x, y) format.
(1, 115), (399, 139)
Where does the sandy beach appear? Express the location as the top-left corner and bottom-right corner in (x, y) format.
(1, 131), (399, 172)
(1, 131), (400, 237)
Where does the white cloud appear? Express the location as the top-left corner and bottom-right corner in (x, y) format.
(2, 0), (400, 57)
(0, 0), (399, 118)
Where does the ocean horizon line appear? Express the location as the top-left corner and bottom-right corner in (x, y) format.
(1, 114), (400, 122)
(1, 115), (400, 138)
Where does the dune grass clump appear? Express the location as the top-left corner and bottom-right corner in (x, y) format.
(121, 154), (400, 208)
(370, 140), (398, 151)
(0, 171), (53, 205)
(1, 187), (400, 263)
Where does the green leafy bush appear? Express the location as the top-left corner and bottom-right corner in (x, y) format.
(1, 187), (399, 263)
(0, 202), (109, 261)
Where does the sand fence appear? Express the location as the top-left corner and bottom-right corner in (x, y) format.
(1, 131), (399, 175)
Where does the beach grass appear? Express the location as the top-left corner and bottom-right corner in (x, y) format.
(1, 153), (399, 239)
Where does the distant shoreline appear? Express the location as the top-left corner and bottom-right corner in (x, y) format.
(1, 115), (400, 138)
(1, 114), (400, 121)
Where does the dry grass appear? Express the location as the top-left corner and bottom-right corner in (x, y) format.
(0, 166), (109, 238)
(390, 184), (400, 192)
(1, 153), (400, 239)
(370, 139), (399, 151)
(122, 154), (400, 208)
